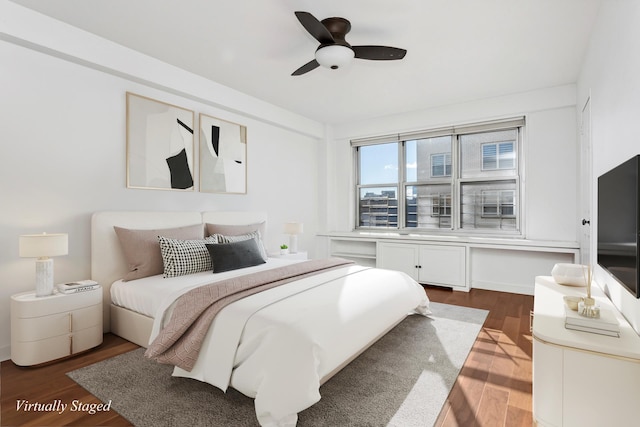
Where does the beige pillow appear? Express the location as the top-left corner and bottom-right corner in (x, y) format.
(206, 222), (268, 260)
(114, 224), (204, 281)
(205, 222), (266, 238)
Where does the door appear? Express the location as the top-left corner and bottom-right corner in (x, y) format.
(418, 245), (466, 288)
(579, 97), (592, 265)
(377, 243), (418, 280)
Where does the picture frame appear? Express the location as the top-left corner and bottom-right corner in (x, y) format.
(126, 92), (195, 191)
(199, 113), (247, 194)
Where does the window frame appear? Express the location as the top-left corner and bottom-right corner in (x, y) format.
(353, 117), (525, 236)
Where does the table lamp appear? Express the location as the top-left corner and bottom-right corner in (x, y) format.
(19, 233), (68, 297)
(283, 222), (303, 254)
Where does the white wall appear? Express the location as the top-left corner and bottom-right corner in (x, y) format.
(324, 85), (579, 243)
(0, 4), (324, 361)
(577, 1), (640, 333)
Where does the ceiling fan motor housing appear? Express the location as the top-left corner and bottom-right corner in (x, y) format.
(315, 45), (355, 69)
(315, 17), (354, 70)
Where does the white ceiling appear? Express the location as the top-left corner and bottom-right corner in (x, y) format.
(11, 0), (602, 124)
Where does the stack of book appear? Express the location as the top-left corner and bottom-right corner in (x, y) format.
(564, 305), (620, 337)
(56, 280), (100, 294)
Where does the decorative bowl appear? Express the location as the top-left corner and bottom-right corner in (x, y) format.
(563, 295), (583, 311)
(551, 263), (589, 286)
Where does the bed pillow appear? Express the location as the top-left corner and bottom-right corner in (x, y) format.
(114, 224), (204, 281)
(214, 231), (268, 261)
(158, 235), (218, 278)
(205, 221), (266, 238)
(205, 222), (267, 255)
(205, 238), (266, 273)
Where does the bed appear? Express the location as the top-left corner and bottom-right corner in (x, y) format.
(91, 211), (430, 427)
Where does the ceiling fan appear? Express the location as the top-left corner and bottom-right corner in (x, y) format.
(291, 11), (407, 76)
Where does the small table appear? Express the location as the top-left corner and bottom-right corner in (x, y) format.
(274, 251), (308, 260)
(11, 287), (103, 366)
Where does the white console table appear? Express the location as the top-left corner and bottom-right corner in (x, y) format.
(532, 276), (640, 427)
(321, 232), (578, 294)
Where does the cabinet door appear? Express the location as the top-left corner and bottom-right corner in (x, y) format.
(563, 349), (640, 427)
(533, 339), (563, 427)
(418, 245), (466, 288)
(377, 243), (418, 280)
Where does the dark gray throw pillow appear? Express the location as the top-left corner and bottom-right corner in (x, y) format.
(206, 238), (266, 273)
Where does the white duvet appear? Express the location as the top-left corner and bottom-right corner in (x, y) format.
(148, 261), (430, 427)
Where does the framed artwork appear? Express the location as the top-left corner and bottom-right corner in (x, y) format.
(199, 113), (247, 194)
(126, 92), (195, 191)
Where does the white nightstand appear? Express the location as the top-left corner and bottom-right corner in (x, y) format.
(275, 251), (308, 260)
(11, 287), (103, 366)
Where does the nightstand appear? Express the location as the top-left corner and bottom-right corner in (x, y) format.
(276, 251), (308, 260)
(11, 287), (103, 366)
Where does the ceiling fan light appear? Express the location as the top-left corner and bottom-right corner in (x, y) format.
(315, 45), (354, 70)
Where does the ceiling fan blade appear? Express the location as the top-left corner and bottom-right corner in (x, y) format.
(352, 45), (407, 61)
(292, 59), (320, 76)
(295, 11), (335, 44)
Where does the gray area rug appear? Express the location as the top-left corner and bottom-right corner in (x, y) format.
(67, 302), (487, 427)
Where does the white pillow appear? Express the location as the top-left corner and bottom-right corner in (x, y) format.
(214, 231), (268, 261)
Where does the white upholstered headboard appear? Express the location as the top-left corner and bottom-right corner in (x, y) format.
(91, 210), (267, 331)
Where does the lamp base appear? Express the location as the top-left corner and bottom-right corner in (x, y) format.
(35, 258), (54, 297)
(289, 235), (298, 254)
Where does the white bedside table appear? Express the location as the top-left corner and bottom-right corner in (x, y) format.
(11, 287), (103, 366)
(274, 251), (308, 260)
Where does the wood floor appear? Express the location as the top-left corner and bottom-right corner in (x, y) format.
(1, 287), (533, 427)
(428, 286), (534, 427)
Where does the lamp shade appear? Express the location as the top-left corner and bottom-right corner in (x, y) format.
(19, 233), (68, 258)
(283, 222), (304, 235)
(315, 45), (354, 70)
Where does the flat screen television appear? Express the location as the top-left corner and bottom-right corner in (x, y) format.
(597, 155), (640, 298)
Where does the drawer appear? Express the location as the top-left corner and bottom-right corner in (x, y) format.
(11, 334), (72, 366)
(11, 288), (102, 318)
(11, 325), (103, 366)
(12, 303), (102, 342)
(72, 325), (103, 353)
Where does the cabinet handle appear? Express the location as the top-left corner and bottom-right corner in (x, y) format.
(69, 335), (73, 355)
(68, 313), (73, 332)
(530, 310), (534, 333)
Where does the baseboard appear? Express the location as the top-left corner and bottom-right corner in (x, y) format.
(0, 344), (10, 362)
(472, 279), (534, 296)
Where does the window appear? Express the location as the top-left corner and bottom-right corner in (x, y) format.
(481, 190), (516, 217)
(482, 142), (515, 170)
(356, 142), (399, 228)
(431, 153), (452, 177)
(432, 193), (452, 217)
(359, 187), (398, 227)
(406, 184), (452, 228)
(353, 118), (524, 234)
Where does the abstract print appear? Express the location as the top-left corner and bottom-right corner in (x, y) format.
(126, 93), (194, 190)
(199, 113), (247, 194)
